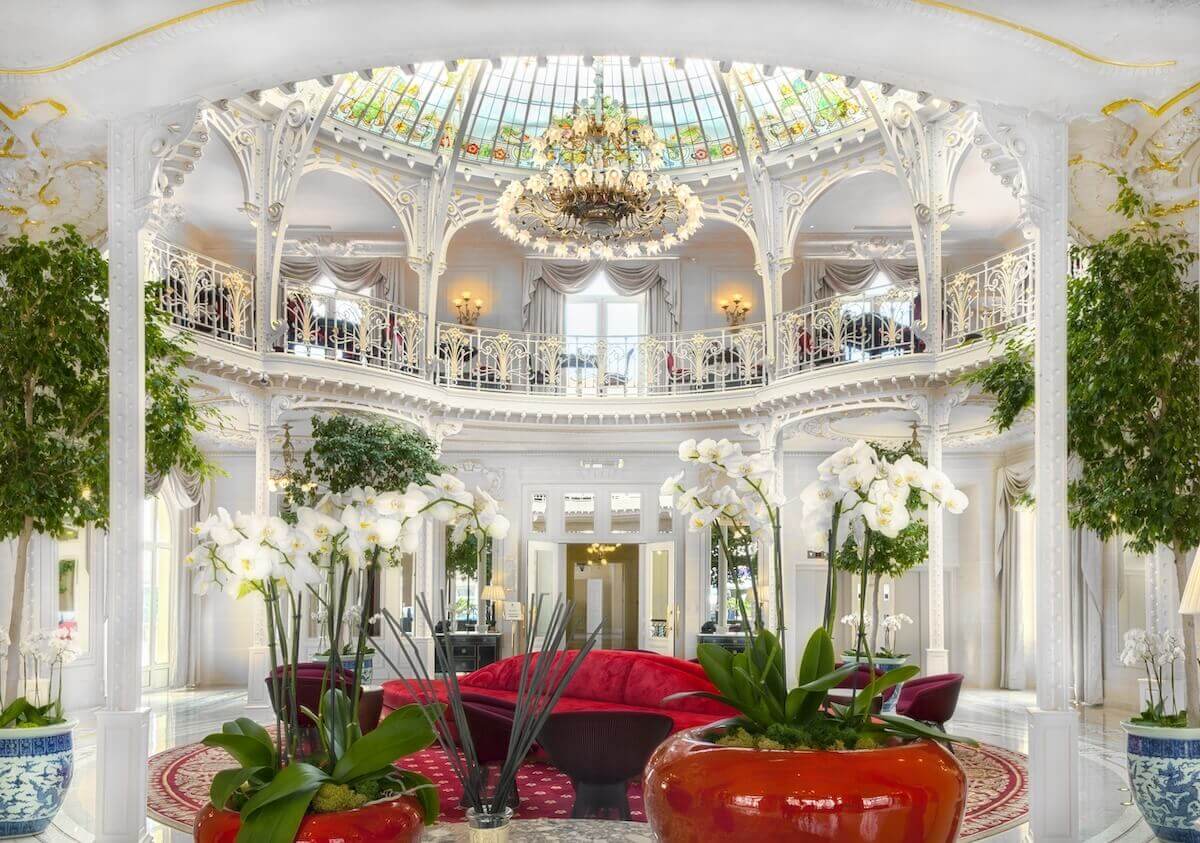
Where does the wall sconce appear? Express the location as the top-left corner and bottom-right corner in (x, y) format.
(452, 290), (484, 326)
(719, 293), (751, 326)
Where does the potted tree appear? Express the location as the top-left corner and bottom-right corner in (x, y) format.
(651, 440), (972, 841)
(963, 179), (1199, 836)
(1067, 181), (1199, 839)
(284, 415), (445, 677)
(0, 228), (215, 834)
(189, 471), (510, 841)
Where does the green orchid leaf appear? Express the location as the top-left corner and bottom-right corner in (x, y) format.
(224, 718), (277, 768)
(0, 698), (31, 728)
(798, 627), (835, 685)
(210, 766), (267, 811)
(877, 713), (979, 746)
(236, 788), (321, 843)
(663, 690), (743, 713)
(696, 644), (737, 699)
(319, 688), (355, 763)
(392, 769), (441, 825)
(240, 761), (328, 822)
(202, 732), (275, 770)
(797, 662), (859, 692)
(851, 665), (920, 717)
(331, 704), (436, 784)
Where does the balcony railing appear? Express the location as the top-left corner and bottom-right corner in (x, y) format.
(149, 236), (1040, 400)
(433, 322), (768, 396)
(942, 242), (1036, 348)
(774, 286), (921, 379)
(146, 239), (255, 349)
(282, 280), (427, 377)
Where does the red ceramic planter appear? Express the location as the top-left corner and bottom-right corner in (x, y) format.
(643, 726), (967, 843)
(193, 796), (425, 843)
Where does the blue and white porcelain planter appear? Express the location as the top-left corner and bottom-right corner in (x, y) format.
(1123, 720), (1200, 842)
(0, 719), (76, 838)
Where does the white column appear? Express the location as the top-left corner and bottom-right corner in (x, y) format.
(924, 404), (949, 675)
(237, 390), (272, 708)
(1026, 114), (1080, 843)
(96, 119), (152, 843)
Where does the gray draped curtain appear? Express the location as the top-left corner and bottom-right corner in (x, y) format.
(804, 259), (920, 303)
(279, 256), (409, 306)
(154, 467), (211, 689)
(995, 463), (1033, 690)
(1071, 525), (1104, 705)
(520, 259), (681, 335)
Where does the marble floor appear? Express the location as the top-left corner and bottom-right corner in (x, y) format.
(32, 687), (1152, 842)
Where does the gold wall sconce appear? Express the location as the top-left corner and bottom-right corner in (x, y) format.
(719, 293), (751, 326)
(453, 290), (484, 325)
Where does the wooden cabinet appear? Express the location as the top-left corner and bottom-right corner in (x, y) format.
(434, 633), (501, 674)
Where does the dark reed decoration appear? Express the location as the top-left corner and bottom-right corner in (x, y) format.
(372, 594), (602, 818)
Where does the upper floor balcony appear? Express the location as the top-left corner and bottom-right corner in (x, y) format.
(149, 236), (1037, 407)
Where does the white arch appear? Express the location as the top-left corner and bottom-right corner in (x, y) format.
(298, 155), (422, 257)
(780, 160), (900, 261)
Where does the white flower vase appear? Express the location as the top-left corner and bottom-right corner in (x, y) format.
(0, 719), (76, 838)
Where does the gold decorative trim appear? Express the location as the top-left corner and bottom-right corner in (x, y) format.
(0, 1), (253, 76)
(910, 1), (1176, 69)
(1149, 198), (1199, 218)
(1101, 81), (1200, 118)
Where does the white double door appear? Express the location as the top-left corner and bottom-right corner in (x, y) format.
(524, 539), (675, 656)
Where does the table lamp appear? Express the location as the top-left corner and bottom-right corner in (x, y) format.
(482, 583), (506, 631)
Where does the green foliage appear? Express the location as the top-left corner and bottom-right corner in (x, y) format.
(957, 336), (1034, 433)
(0, 227), (218, 539)
(446, 530), (484, 580)
(1066, 177), (1200, 556)
(675, 627), (977, 751)
(296, 415), (443, 504)
(0, 696), (65, 729)
(208, 702), (440, 833)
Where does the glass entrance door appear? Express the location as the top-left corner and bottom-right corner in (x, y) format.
(640, 541), (675, 656)
(526, 540), (562, 648)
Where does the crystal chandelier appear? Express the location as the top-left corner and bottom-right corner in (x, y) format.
(493, 70), (704, 260)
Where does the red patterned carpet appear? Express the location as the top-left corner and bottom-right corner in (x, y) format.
(149, 739), (1028, 839)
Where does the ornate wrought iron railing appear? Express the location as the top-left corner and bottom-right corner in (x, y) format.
(774, 286), (921, 379)
(145, 238), (256, 348)
(433, 322), (768, 396)
(281, 280), (427, 377)
(149, 238), (1041, 399)
(942, 242), (1036, 348)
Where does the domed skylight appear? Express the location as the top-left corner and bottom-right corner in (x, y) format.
(328, 57), (870, 169)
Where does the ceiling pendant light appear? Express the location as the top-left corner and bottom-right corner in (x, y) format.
(493, 64), (703, 257)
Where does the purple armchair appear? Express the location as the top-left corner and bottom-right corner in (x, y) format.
(265, 662), (383, 735)
(895, 673), (964, 729)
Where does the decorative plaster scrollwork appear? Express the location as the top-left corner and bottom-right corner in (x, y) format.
(452, 459), (505, 494)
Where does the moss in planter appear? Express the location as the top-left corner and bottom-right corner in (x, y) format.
(311, 783), (370, 813)
(713, 721), (880, 751)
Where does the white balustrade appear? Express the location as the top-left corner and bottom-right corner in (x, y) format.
(145, 237), (256, 348)
(942, 242), (1037, 348)
(434, 322), (768, 397)
(282, 280), (427, 377)
(774, 286), (920, 379)
(148, 237), (1041, 399)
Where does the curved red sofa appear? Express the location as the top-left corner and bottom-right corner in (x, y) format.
(382, 649), (736, 733)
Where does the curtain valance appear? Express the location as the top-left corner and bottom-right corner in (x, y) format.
(799, 258), (921, 303)
(520, 259), (681, 335)
(279, 256), (408, 306)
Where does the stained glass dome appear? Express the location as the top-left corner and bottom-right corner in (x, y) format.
(328, 57), (870, 169)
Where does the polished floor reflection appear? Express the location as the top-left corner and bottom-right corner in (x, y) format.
(42, 688), (1149, 842)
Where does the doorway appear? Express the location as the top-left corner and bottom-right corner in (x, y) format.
(565, 543), (640, 650)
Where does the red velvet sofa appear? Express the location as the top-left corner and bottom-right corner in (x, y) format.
(382, 649), (736, 733)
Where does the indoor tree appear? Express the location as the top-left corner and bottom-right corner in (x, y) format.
(961, 179), (1200, 723)
(0, 227), (216, 698)
(1066, 180), (1199, 725)
(291, 414), (443, 506)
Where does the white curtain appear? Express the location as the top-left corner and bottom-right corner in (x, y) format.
(814, 259), (920, 300)
(995, 463), (1033, 690)
(279, 256), (408, 306)
(156, 467), (211, 689)
(1071, 525), (1105, 705)
(520, 259), (681, 334)
(796, 259), (826, 307)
